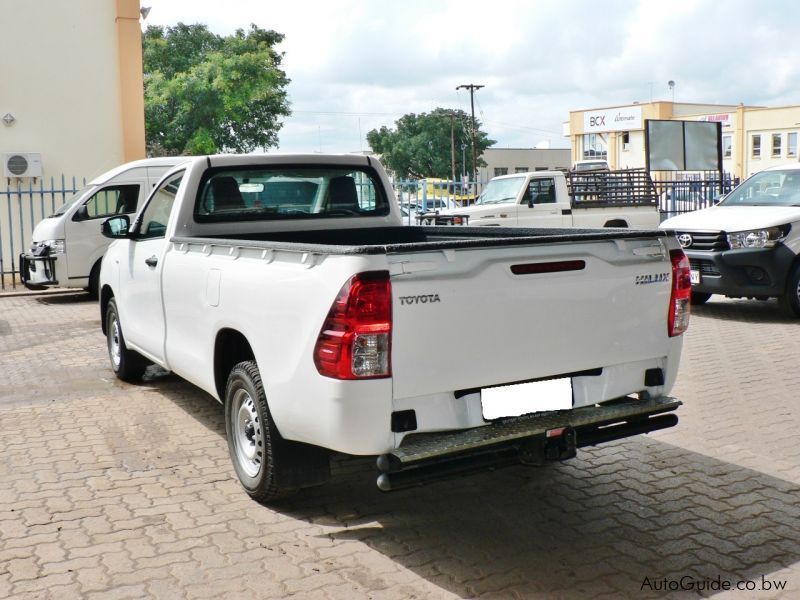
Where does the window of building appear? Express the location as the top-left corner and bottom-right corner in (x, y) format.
(789, 133), (797, 157)
(752, 134), (761, 158)
(582, 133), (607, 160)
(621, 131), (630, 151)
(493, 167), (508, 177)
(723, 135), (732, 159)
(772, 133), (782, 157)
(535, 167), (548, 171)
(515, 167), (528, 173)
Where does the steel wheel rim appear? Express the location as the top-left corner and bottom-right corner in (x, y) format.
(232, 388), (263, 477)
(109, 317), (122, 368)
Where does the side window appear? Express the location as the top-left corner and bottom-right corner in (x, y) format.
(136, 172), (184, 240)
(525, 179), (556, 204)
(77, 185), (140, 220)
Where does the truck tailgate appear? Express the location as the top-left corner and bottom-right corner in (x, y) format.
(389, 236), (673, 400)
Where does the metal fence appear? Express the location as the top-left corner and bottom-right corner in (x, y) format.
(652, 171), (739, 222)
(0, 176), (85, 289)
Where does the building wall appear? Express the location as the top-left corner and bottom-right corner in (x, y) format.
(0, 0), (145, 184)
(567, 101), (800, 180)
(479, 148), (571, 183)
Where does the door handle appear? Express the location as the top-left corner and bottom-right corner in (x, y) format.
(145, 256), (158, 268)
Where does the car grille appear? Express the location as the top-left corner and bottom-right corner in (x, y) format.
(675, 231), (729, 251)
(689, 259), (720, 277)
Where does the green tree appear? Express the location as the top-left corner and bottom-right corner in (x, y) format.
(143, 23), (291, 155)
(367, 108), (494, 179)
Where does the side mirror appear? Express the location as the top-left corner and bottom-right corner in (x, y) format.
(101, 215), (130, 239)
(713, 194), (726, 205)
(73, 204), (89, 221)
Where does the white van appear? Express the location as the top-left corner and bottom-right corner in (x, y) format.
(20, 157), (189, 295)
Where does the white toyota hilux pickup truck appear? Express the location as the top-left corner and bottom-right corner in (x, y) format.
(660, 164), (800, 315)
(99, 153), (689, 502)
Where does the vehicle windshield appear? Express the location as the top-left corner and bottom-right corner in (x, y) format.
(50, 186), (92, 217)
(194, 165), (390, 222)
(721, 169), (800, 207)
(476, 177), (525, 205)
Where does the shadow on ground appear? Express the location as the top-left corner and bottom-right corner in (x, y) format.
(155, 377), (800, 598)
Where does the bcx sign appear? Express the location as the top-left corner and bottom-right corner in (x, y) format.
(584, 106), (642, 133)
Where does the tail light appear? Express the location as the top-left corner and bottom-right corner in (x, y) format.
(314, 271), (392, 379)
(668, 249), (691, 337)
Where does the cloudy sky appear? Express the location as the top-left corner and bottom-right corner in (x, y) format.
(144, 0), (800, 154)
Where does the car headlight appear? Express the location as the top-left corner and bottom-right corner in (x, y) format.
(43, 239), (66, 254)
(727, 226), (789, 249)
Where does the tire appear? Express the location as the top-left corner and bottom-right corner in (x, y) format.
(778, 264), (800, 318)
(105, 297), (147, 381)
(690, 292), (711, 306)
(224, 360), (330, 503)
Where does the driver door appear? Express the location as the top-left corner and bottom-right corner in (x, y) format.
(117, 171), (184, 363)
(516, 178), (564, 228)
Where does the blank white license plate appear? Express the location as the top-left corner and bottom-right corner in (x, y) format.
(690, 270), (700, 284)
(481, 378), (573, 420)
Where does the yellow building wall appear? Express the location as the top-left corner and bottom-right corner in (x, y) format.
(0, 0), (145, 182)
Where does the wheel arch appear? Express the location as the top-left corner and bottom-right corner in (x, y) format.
(214, 328), (256, 401)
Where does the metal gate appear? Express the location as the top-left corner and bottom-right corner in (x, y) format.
(0, 176), (85, 290)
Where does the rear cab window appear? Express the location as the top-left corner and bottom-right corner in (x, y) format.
(194, 165), (390, 223)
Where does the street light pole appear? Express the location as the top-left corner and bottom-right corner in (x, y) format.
(456, 83), (484, 195)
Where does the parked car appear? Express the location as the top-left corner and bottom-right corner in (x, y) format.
(572, 159), (610, 172)
(440, 169), (660, 229)
(99, 153), (687, 502)
(660, 164), (800, 314)
(19, 157), (189, 295)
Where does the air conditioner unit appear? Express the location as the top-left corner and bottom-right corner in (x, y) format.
(4, 153), (43, 178)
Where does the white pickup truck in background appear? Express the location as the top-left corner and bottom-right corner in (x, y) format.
(439, 169), (661, 229)
(99, 153), (689, 502)
(19, 157), (187, 295)
(660, 163), (800, 315)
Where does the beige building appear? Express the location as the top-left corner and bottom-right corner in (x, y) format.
(479, 148), (571, 183)
(1, 0), (145, 282)
(566, 101), (800, 180)
(0, 0), (145, 183)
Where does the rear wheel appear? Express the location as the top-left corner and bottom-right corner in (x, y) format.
(224, 360), (330, 503)
(778, 264), (800, 317)
(690, 292), (711, 306)
(105, 298), (147, 381)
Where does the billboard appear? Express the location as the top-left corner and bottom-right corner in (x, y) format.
(645, 120), (722, 171)
(584, 106), (642, 133)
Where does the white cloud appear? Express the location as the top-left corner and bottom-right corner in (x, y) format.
(144, 0), (800, 153)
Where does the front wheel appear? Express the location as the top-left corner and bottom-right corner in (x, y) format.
(105, 298), (147, 381)
(778, 264), (800, 317)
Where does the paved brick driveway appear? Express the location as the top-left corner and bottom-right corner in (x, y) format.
(1, 291), (799, 599)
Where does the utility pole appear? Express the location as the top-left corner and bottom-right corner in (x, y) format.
(448, 111), (456, 201)
(456, 84), (484, 193)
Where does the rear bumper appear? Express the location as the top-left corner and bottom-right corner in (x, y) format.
(687, 245), (795, 298)
(377, 395), (680, 490)
(19, 254), (59, 290)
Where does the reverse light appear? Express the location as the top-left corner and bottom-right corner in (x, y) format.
(314, 271), (392, 379)
(727, 225), (789, 249)
(669, 249), (691, 337)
